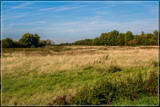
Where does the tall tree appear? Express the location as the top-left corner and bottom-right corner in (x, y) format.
(33, 33), (40, 47)
(99, 33), (108, 45)
(116, 33), (125, 46)
(19, 33), (32, 47)
(107, 30), (119, 46)
(125, 31), (133, 46)
(134, 35), (142, 45)
(19, 33), (41, 47)
(92, 37), (100, 45)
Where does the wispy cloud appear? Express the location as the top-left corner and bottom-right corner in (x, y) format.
(9, 21), (46, 27)
(2, 2), (158, 44)
(40, 5), (87, 12)
(40, 7), (56, 11)
(8, 2), (33, 9)
(3, 4), (87, 20)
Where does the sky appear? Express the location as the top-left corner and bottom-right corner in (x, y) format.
(2, 1), (158, 44)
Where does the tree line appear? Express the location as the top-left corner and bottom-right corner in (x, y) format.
(1, 30), (159, 48)
(1, 33), (54, 48)
(72, 30), (158, 46)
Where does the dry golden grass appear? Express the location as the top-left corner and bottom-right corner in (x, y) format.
(2, 46), (158, 74)
(2, 46), (158, 105)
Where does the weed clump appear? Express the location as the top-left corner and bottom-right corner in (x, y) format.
(107, 65), (121, 73)
(48, 95), (75, 105)
(150, 61), (159, 67)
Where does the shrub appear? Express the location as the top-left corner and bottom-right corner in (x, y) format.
(143, 70), (158, 96)
(13, 41), (26, 48)
(2, 38), (14, 48)
(150, 61), (159, 67)
(128, 39), (137, 46)
(48, 95), (75, 105)
(107, 65), (121, 73)
(74, 81), (116, 105)
(47, 69), (158, 105)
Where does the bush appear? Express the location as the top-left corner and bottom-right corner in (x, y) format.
(150, 61), (159, 67)
(143, 70), (158, 96)
(48, 95), (75, 105)
(2, 38), (14, 48)
(74, 80), (116, 105)
(47, 70), (158, 105)
(73, 71), (157, 105)
(13, 41), (26, 48)
(128, 39), (137, 46)
(107, 65), (121, 73)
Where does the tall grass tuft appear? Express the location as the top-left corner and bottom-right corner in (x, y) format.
(107, 65), (121, 73)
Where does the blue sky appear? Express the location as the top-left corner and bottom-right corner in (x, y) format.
(2, 1), (158, 44)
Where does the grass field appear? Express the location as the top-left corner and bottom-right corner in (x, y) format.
(1, 46), (159, 105)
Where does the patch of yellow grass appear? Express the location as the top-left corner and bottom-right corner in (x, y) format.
(2, 46), (158, 74)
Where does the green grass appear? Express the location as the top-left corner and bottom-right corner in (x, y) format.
(112, 95), (158, 105)
(2, 66), (158, 105)
(1, 46), (159, 105)
(2, 67), (102, 105)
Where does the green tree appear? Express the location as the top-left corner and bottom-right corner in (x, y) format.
(2, 37), (14, 48)
(92, 37), (100, 45)
(153, 30), (158, 45)
(33, 33), (40, 47)
(19, 33), (41, 47)
(125, 31), (133, 46)
(128, 39), (137, 46)
(134, 35), (142, 45)
(19, 33), (32, 47)
(107, 30), (119, 46)
(153, 30), (158, 37)
(39, 40), (46, 47)
(99, 33), (108, 45)
(116, 33), (125, 46)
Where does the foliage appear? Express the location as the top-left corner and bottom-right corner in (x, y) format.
(2, 30), (158, 48)
(92, 37), (101, 45)
(2, 46), (158, 105)
(54, 69), (158, 105)
(125, 31), (133, 46)
(116, 33), (125, 46)
(13, 41), (26, 48)
(128, 39), (138, 46)
(2, 38), (14, 48)
(107, 30), (119, 46)
(48, 95), (75, 105)
(72, 30), (158, 46)
(73, 39), (92, 45)
(107, 65), (121, 73)
(19, 33), (34, 47)
(33, 33), (40, 47)
(99, 33), (108, 45)
(2, 33), (55, 48)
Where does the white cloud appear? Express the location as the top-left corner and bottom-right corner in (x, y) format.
(8, 2), (33, 9)
(40, 5), (87, 12)
(9, 21), (46, 27)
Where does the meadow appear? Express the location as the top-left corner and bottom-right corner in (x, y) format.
(1, 46), (159, 105)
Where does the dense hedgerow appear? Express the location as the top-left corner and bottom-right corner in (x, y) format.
(48, 69), (158, 105)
